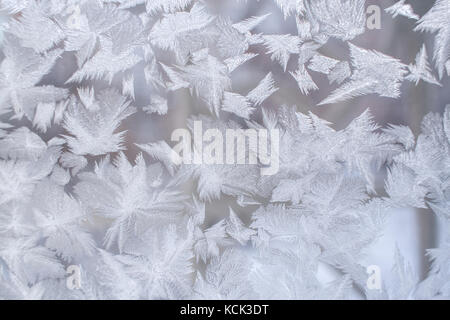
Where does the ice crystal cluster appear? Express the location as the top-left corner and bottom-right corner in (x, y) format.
(0, 0), (449, 300)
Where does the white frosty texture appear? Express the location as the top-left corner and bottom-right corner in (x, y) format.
(0, 0), (448, 300)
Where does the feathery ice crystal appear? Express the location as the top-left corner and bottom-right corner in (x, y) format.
(0, 0), (449, 300)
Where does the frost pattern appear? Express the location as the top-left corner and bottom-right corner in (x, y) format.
(0, 0), (449, 300)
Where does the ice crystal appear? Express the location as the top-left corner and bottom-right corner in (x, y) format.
(0, 0), (449, 301)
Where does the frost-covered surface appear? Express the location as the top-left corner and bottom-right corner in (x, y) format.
(0, 0), (449, 300)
